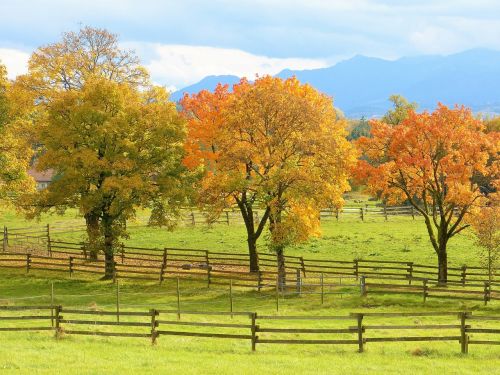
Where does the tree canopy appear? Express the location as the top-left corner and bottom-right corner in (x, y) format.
(355, 104), (499, 283)
(31, 78), (187, 277)
(182, 76), (355, 278)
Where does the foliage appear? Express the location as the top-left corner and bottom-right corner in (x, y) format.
(19, 26), (149, 96)
(28, 78), (187, 276)
(381, 94), (418, 126)
(347, 116), (371, 141)
(470, 197), (500, 282)
(355, 104), (499, 282)
(14, 26), (153, 256)
(182, 76), (355, 274)
(0, 62), (35, 203)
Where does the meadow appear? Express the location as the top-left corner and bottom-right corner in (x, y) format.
(0, 206), (498, 375)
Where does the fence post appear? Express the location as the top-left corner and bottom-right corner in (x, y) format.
(461, 265), (467, 286)
(407, 262), (413, 285)
(160, 249), (168, 284)
(355, 313), (364, 353)
(383, 205), (388, 221)
(460, 311), (469, 354)
(300, 256), (306, 277)
(2, 226), (7, 252)
(422, 279), (428, 303)
(320, 273), (325, 304)
(335, 208), (339, 221)
(69, 256), (73, 277)
(257, 270), (262, 291)
(226, 211), (230, 225)
(46, 224), (51, 257)
(296, 269), (302, 295)
(354, 259), (359, 280)
(229, 279), (233, 318)
(54, 305), (62, 336)
(26, 253), (31, 273)
(205, 250), (211, 288)
(50, 282), (54, 327)
(120, 245), (125, 264)
(360, 207), (364, 221)
(251, 313), (257, 351)
(275, 276), (279, 312)
(484, 282), (491, 306)
(176, 277), (181, 320)
(116, 279), (120, 323)
(190, 212), (195, 226)
(360, 275), (367, 296)
(150, 309), (158, 345)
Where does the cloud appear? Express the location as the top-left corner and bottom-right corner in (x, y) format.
(126, 43), (330, 90)
(0, 48), (29, 79)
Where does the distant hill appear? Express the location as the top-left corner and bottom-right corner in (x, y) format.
(169, 75), (240, 102)
(170, 49), (500, 118)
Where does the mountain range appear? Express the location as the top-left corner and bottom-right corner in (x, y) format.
(170, 49), (500, 118)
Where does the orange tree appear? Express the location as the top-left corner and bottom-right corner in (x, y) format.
(356, 104), (499, 283)
(181, 76), (355, 279)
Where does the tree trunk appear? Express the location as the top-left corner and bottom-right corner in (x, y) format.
(84, 212), (100, 261)
(102, 214), (115, 280)
(437, 248), (448, 285)
(276, 247), (286, 289)
(247, 235), (259, 273)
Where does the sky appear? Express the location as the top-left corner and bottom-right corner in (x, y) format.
(1, 0), (500, 90)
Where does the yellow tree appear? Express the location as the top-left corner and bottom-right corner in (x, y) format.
(35, 78), (187, 278)
(182, 76), (355, 279)
(16, 26), (150, 254)
(356, 104), (499, 283)
(0, 62), (34, 202)
(470, 196), (499, 283)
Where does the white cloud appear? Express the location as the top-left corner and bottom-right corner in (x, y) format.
(0, 48), (29, 79)
(135, 43), (329, 90)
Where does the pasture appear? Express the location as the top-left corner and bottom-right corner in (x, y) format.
(0, 205), (498, 374)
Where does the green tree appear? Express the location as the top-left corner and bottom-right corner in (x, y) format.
(382, 95), (418, 125)
(347, 116), (371, 140)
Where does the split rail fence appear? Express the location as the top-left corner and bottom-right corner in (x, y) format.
(0, 237), (497, 304)
(0, 306), (498, 354)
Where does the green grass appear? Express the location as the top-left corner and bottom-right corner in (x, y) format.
(0, 273), (499, 374)
(0, 207), (497, 374)
(1, 207), (482, 267)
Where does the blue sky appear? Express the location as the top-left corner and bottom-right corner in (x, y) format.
(1, 0), (500, 90)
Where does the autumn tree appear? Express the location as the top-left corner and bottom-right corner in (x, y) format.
(470, 197), (500, 283)
(0, 62), (34, 202)
(16, 26), (150, 255)
(182, 77), (355, 280)
(34, 78), (187, 278)
(356, 104), (499, 283)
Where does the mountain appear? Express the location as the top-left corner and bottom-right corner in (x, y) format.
(169, 75), (240, 102)
(170, 49), (500, 118)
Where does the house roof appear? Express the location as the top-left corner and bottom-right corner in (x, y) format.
(28, 168), (55, 183)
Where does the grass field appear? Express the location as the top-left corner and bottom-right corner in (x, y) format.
(0, 206), (498, 374)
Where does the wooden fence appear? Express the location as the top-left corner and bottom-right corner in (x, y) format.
(0, 239), (497, 304)
(0, 306), (498, 354)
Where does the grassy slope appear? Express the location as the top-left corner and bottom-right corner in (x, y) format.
(1, 208), (481, 267)
(0, 274), (499, 374)
(0, 207), (496, 374)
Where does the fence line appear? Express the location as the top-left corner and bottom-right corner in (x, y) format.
(0, 305), (498, 354)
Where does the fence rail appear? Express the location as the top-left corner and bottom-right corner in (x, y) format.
(0, 237), (497, 304)
(0, 306), (498, 354)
